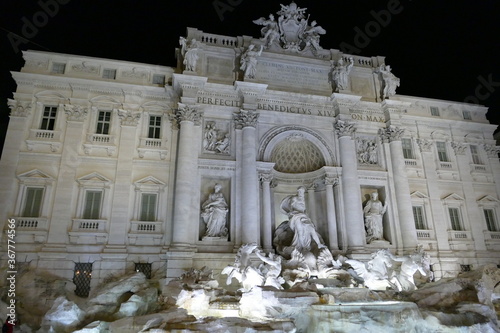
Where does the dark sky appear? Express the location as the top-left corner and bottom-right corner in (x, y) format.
(1, 0), (499, 150)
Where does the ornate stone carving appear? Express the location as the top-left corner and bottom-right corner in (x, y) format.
(179, 37), (202, 72)
(363, 191), (388, 243)
(323, 177), (338, 187)
(334, 119), (356, 138)
(122, 68), (149, 79)
(259, 172), (273, 184)
(417, 139), (433, 153)
(379, 126), (404, 143)
(356, 138), (378, 165)
(203, 121), (230, 154)
(330, 57), (354, 92)
(117, 109), (141, 126)
(233, 109), (259, 129)
(201, 183), (229, 238)
(451, 142), (467, 155)
(240, 45), (263, 79)
(64, 104), (88, 121)
(170, 103), (203, 128)
(7, 99), (32, 117)
(253, 2), (326, 54)
(376, 65), (400, 99)
(484, 144), (500, 158)
(71, 62), (99, 74)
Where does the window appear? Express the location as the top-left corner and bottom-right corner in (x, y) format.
(402, 138), (415, 159)
(51, 62), (66, 74)
(470, 145), (482, 165)
(448, 207), (463, 231)
(460, 264), (471, 272)
(430, 106), (440, 116)
(436, 141), (448, 162)
(102, 69), (116, 79)
(73, 263), (92, 297)
(140, 193), (157, 221)
(148, 116), (161, 139)
(22, 187), (44, 217)
(83, 190), (102, 219)
(152, 74), (165, 85)
(96, 110), (111, 135)
(484, 209), (498, 232)
(41, 106), (58, 130)
(412, 206), (426, 229)
(135, 263), (152, 279)
(463, 110), (472, 120)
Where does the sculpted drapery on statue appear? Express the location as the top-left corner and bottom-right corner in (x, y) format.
(201, 183), (229, 238)
(275, 186), (326, 256)
(363, 191), (388, 243)
(377, 64), (400, 99)
(179, 37), (201, 72)
(240, 44), (264, 79)
(331, 57), (354, 92)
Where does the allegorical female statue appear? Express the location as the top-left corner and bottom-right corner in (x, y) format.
(363, 191), (388, 243)
(201, 184), (228, 238)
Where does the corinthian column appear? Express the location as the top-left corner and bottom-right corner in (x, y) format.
(334, 120), (365, 250)
(170, 103), (202, 248)
(259, 172), (273, 251)
(234, 109), (260, 245)
(379, 126), (417, 251)
(324, 177), (339, 250)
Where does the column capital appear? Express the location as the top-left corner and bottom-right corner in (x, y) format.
(451, 142), (467, 155)
(259, 172), (273, 183)
(378, 125), (404, 143)
(169, 103), (203, 128)
(323, 176), (339, 187)
(484, 144), (500, 158)
(8, 98), (32, 117)
(117, 109), (141, 127)
(233, 109), (259, 129)
(417, 138), (433, 153)
(334, 119), (356, 138)
(64, 104), (88, 122)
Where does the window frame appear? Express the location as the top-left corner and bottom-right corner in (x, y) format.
(82, 190), (103, 220)
(412, 205), (427, 230)
(22, 187), (45, 218)
(436, 141), (449, 162)
(402, 138), (415, 160)
(51, 62), (66, 74)
(462, 110), (472, 120)
(148, 115), (162, 139)
(430, 106), (440, 117)
(470, 144), (483, 165)
(448, 207), (463, 231)
(40, 105), (58, 131)
(96, 110), (112, 135)
(152, 74), (165, 85)
(15, 169), (54, 219)
(102, 68), (116, 79)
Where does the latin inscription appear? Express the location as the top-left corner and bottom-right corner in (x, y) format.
(351, 113), (385, 123)
(256, 61), (331, 91)
(197, 96), (241, 107)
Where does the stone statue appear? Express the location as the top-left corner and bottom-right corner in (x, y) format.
(179, 37), (201, 72)
(253, 14), (280, 48)
(279, 186), (326, 254)
(203, 122), (218, 151)
(363, 191), (388, 243)
(346, 249), (395, 290)
(389, 246), (431, 291)
(254, 250), (285, 289)
(331, 57), (354, 92)
(215, 133), (230, 154)
(378, 65), (400, 99)
(201, 184), (228, 238)
(304, 20), (326, 52)
(240, 44), (263, 79)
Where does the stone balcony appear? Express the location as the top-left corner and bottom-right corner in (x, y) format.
(10, 217), (48, 243)
(128, 221), (163, 246)
(69, 219), (108, 244)
(83, 133), (116, 156)
(26, 129), (62, 152)
(137, 138), (168, 159)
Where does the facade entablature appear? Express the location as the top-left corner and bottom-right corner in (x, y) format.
(21, 50), (174, 88)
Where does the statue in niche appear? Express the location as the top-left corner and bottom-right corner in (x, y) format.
(276, 186), (326, 256)
(253, 14), (280, 48)
(377, 64), (400, 99)
(179, 37), (201, 72)
(201, 183), (228, 238)
(304, 20), (326, 52)
(331, 57), (354, 92)
(363, 191), (388, 243)
(240, 44), (264, 79)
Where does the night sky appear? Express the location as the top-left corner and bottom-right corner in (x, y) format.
(1, 0), (499, 151)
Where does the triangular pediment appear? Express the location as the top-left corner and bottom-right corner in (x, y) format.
(477, 195), (500, 204)
(410, 191), (428, 199)
(17, 169), (53, 180)
(77, 172), (111, 185)
(442, 193), (464, 202)
(134, 176), (165, 186)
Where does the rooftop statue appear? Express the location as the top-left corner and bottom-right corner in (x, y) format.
(330, 57), (354, 92)
(240, 44), (264, 79)
(377, 64), (400, 99)
(179, 37), (201, 72)
(253, 2), (326, 54)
